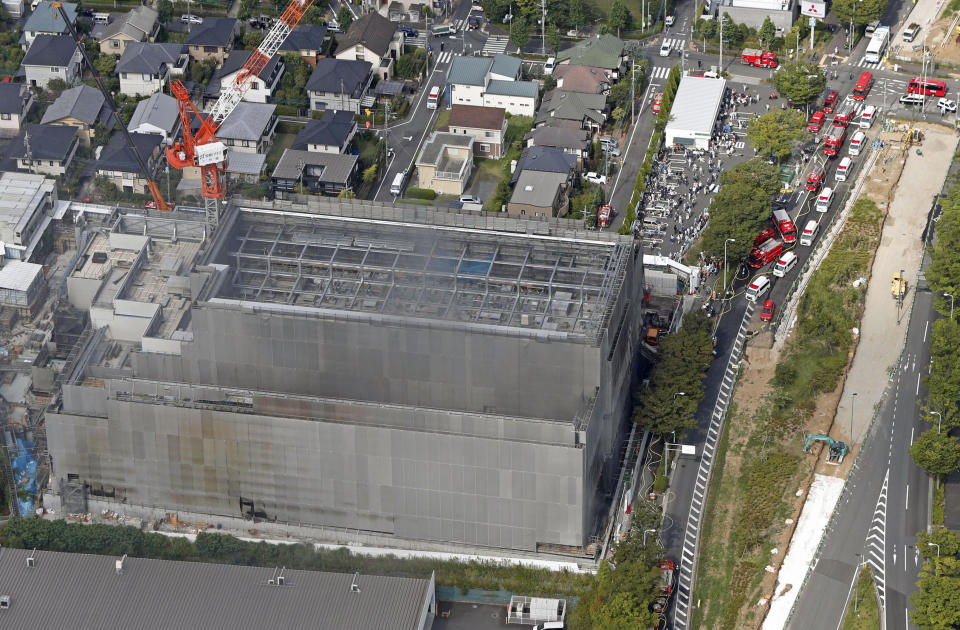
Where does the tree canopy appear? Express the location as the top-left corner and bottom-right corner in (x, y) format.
(772, 62), (826, 106)
(747, 110), (807, 162)
(831, 0), (887, 29)
(608, 0), (632, 36)
(910, 429), (960, 477)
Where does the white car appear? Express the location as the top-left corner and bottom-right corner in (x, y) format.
(180, 14), (203, 24)
(659, 41), (671, 57)
(584, 172), (607, 185)
(665, 14), (675, 26)
(939, 98), (957, 112)
(566, 29), (579, 37)
(459, 195), (482, 203)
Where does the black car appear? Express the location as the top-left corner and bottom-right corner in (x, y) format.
(399, 26), (418, 37)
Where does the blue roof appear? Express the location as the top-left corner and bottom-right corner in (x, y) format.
(24, 1), (77, 35)
(486, 79), (537, 99)
(511, 145), (576, 184)
(489, 54), (520, 79)
(446, 56), (491, 86)
(21, 34), (77, 67)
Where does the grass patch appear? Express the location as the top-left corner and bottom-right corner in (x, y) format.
(841, 565), (880, 630)
(266, 132), (296, 175)
(432, 108), (450, 131)
(933, 477), (945, 527)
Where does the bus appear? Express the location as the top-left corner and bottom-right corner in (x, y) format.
(907, 77), (947, 97)
(853, 72), (874, 101)
(427, 85), (440, 109)
(864, 26), (889, 63)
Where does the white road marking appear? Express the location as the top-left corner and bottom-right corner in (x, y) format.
(911, 427), (915, 445)
(924, 320), (929, 342)
(905, 484), (909, 511)
(917, 372), (921, 396)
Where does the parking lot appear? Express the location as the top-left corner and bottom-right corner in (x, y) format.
(434, 602), (507, 630)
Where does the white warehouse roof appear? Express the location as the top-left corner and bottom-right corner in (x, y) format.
(0, 260), (42, 292)
(665, 76), (727, 145)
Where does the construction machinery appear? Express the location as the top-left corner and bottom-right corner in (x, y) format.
(51, 1), (169, 210)
(803, 434), (848, 464)
(892, 270), (907, 301)
(166, 0), (315, 229)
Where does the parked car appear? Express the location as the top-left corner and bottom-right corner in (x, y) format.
(144, 200), (158, 209)
(180, 14), (203, 24)
(459, 195), (481, 204)
(939, 98), (957, 112)
(248, 15), (274, 29)
(399, 26), (419, 37)
(584, 172), (608, 185)
(566, 29), (579, 37)
(605, 146), (621, 157)
(900, 93), (926, 106)
(659, 40), (671, 57)
(760, 299), (775, 322)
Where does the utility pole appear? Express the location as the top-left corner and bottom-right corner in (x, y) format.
(719, 14), (723, 71)
(541, 0), (546, 55)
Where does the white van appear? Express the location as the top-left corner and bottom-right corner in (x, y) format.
(835, 156), (853, 182)
(859, 105), (876, 129)
(800, 220), (819, 246)
(390, 171), (404, 195)
(660, 41), (671, 57)
(93, 11), (111, 22)
(773, 252), (798, 277)
(816, 187), (834, 213)
(427, 85), (440, 109)
(746, 275), (771, 301)
(544, 57), (555, 75)
(848, 131), (866, 156)
(533, 623), (565, 630)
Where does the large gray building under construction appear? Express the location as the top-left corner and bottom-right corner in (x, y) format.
(45, 200), (645, 553)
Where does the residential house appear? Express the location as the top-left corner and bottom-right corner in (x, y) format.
(20, 1), (77, 51)
(271, 149), (359, 198)
(95, 132), (163, 194)
(387, 1), (405, 21)
(555, 33), (627, 79)
(10, 124), (79, 177)
(446, 104), (506, 159)
(509, 145), (577, 186)
(291, 110), (357, 153)
(535, 90), (607, 132)
(278, 25), (328, 67)
(225, 151), (267, 184)
(117, 42), (188, 97)
(305, 59), (373, 113)
(185, 17), (237, 64)
(524, 125), (591, 169)
(203, 102), (277, 154)
(0, 83), (34, 137)
(334, 12), (403, 80)
(553, 65), (610, 95)
(21, 34), (82, 89)
(446, 54), (536, 117)
(206, 50), (284, 104)
(126, 93), (180, 141)
(508, 170), (570, 217)
(98, 6), (159, 56)
(414, 131), (473, 196)
(40, 84), (112, 146)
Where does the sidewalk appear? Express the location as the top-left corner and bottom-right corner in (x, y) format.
(837, 126), (958, 445)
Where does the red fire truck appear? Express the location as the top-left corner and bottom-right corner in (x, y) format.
(771, 208), (797, 244)
(652, 93), (663, 114)
(824, 127), (847, 157)
(741, 48), (778, 68)
(831, 97), (857, 128)
(597, 204), (613, 228)
(808, 110), (825, 133)
(748, 238), (785, 269)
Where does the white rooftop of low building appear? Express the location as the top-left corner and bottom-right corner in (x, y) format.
(0, 171), (52, 226)
(0, 260), (42, 292)
(666, 76), (727, 138)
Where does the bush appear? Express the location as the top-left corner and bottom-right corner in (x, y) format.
(405, 187), (436, 200)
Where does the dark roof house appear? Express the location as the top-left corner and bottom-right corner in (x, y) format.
(10, 124), (78, 162)
(41, 84), (111, 128)
(116, 42), (186, 74)
(97, 131), (163, 173)
(336, 11), (397, 58)
(279, 24), (328, 53)
(291, 110), (357, 153)
(185, 17), (237, 48)
(22, 33), (77, 67)
(510, 145), (577, 184)
(305, 59), (372, 95)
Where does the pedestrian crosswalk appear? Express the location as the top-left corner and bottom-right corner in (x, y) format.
(410, 34), (428, 49)
(854, 56), (881, 67)
(662, 38), (686, 51)
(481, 35), (509, 56)
(650, 65), (671, 79)
(435, 50), (452, 65)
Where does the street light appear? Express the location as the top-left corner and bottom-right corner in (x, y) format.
(643, 528), (657, 545)
(930, 410), (942, 434)
(945, 292), (954, 320)
(723, 238), (736, 296)
(673, 392), (686, 402)
(854, 553), (863, 612)
(850, 393), (857, 445)
(928, 542), (941, 557)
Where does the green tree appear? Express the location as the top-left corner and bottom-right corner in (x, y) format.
(911, 571), (960, 629)
(698, 159), (780, 261)
(93, 54), (116, 78)
(336, 5), (354, 30)
(568, 0), (588, 32)
(746, 109), (806, 162)
(910, 429), (960, 477)
(362, 163), (378, 184)
(772, 61), (826, 107)
(831, 0), (886, 29)
(157, 0), (174, 24)
(546, 23), (561, 53)
(610, 106), (625, 125)
(720, 13), (743, 47)
(608, 0), (632, 36)
(510, 15), (530, 49)
(925, 318), (960, 430)
(917, 528), (960, 563)
(758, 16), (776, 47)
(243, 31), (265, 49)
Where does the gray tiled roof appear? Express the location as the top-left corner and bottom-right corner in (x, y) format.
(510, 169), (566, 207)
(217, 102), (275, 141)
(279, 25), (328, 53)
(117, 42), (184, 74)
(41, 85), (108, 126)
(98, 131), (162, 172)
(525, 125), (591, 151)
(485, 79), (537, 99)
(273, 149), (359, 183)
(0, 83), (27, 115)
(22, 34), (77, 67)
(10, 124), (77, 160)
(207, 50), (281, 96)
(127, 93), (179, 135)
(23, 2), (77, 36)
(291, 110), (355, 150)
(305, 59), (371, 94)
(489, 53), (520, 79)
(510, 145), (576, 184)
(98, 5), (158, 42)
(0, 546), (434, 630)
(337, 11), (396, 58)
(226, 150), (267, 175)
(446, 55), (490, 86)
(185, 17), (237, 47)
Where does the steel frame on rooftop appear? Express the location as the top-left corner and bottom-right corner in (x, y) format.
(215, 211), (630, 340)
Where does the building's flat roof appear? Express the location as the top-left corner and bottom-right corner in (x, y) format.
(0, 260), (42, 292)
(209, 205), (632, 339)
(0, 546), (433, 630)
(0, 171), (52, 228)
(665, 76), (727, 138)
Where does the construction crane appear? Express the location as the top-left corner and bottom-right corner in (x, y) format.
(50, 1), (170, 210)
(166, 0), (315, 230)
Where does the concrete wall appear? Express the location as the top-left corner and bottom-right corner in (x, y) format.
(721, 5), (794, 29)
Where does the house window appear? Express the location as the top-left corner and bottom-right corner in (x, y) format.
(111, 40), (120, 48)
(204, 46), (218, 53)
(0, 114), (9, 121)
(49, 160), (55, 166)
(50, 67), (59, 72)
(142, 74), (151, 81)
(479, 144), (490, 152)
(356, 53), (364, 61)
(485, 131), (495, 137)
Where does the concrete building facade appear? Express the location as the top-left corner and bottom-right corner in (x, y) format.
(44, 201), (645, 554)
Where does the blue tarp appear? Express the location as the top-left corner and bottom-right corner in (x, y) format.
(11, 437), (36, 515)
